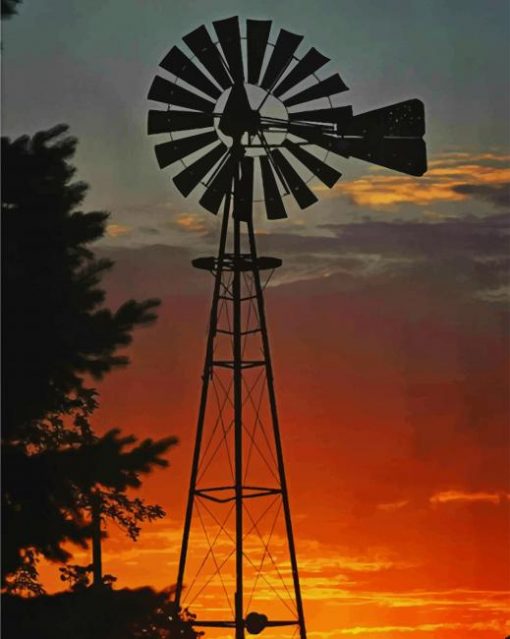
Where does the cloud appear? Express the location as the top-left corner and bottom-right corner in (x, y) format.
(377, 500), (409, 512)
(476, 284), (510, 302)
(306, 590), (510, 639)
(430, 490), (508, 505)
(255, 211), (510, 302)
(98, 211), (510, 309)
(319, 212), (509, 260)
(338, 589), (510, 612)
(138, 226), (161, 235)
(106, 223), (132, 238)
(453, 182), (510, 207)
(296, 546), (414, 577)
(428, 152), (510, 166)
(322, 175), (465, 207)
(173, 212), (211, 234)
(329, 620), (509, 635)
(316, 153), (510, 209)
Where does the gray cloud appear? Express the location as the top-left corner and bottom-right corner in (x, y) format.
(452, 183), (510, 208)
(319, 212), (510, 258)
(97, 213), (510, 306)
(138, 226), (161, 235)
(254, 212), (510, 302)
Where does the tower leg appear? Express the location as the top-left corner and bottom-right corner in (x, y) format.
(174, 191), (232, 608)
(233, 213), (244, 639)
(247, 217), (307, 639)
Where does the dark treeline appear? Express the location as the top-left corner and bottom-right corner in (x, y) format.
(1, 112), (198, 639)
(2, 125), (168, 580)
(2, 3), (199, 635)
(1, 122), (200, 639)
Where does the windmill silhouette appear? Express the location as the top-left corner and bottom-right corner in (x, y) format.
(148, 16), (426, 638)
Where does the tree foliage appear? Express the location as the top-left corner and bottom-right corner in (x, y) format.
(3, 427), (177, 579)
(1, 126), (174, 584)
(2, 588), (202, 639)
(58, 564), (117, 592)
(2, 4), (199, 629)
(2, 125), (159, 440)
(1, 0), (22, 19)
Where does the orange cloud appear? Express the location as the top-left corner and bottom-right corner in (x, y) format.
(426, 165), (510, 181)
(377, 500), (409, 512)
(429, 490), (507, 505)
(332, 588), (510, 612)
(174, 212), (209, 233)
(106, 223), (132, 237)
(428, 152), (510, 167)
(308, 590), (510, 639)
(314, 153), (510, 208)
(329, 620), (509, 635)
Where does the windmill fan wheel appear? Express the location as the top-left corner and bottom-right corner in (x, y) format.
(148, 16), (426, 222)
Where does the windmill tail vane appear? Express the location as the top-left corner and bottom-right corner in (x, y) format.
(147, 15), (427, 638)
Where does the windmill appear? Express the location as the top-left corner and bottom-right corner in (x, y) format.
(147, 16), (426, 639)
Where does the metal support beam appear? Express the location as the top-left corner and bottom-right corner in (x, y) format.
(233, 151), (245, 639)
(247, 216), (308, 639)
(174, 188), (231, 608)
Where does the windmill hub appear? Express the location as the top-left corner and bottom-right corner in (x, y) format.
(218, 83), (259, 139)
(215, 83), (288, 151)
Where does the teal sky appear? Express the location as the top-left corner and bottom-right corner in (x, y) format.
(2, 0), (509, 247)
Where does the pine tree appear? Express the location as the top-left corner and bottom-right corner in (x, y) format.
(1, 126), (174, 586)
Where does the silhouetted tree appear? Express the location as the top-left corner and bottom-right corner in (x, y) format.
(1, 0), (22, 19)
(58, 563), (117, 592)
(2, 125), (160, 440)
(2, 587), (202, 639)
(1, 2), (198, 625)
(3, 422), (177, 591)
(1, 125), (175, 586)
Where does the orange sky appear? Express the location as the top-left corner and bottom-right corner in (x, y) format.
(39, 154), (510, 639)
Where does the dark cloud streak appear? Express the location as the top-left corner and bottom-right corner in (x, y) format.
(97, 213), (510, 306)
(453, 182), (510, 208)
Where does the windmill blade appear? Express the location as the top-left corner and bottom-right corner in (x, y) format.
(288, 123), (350, 158)
(341, 99), (425, 138)
(345, 138), (427, 176)
(148, 76), (216, 112)
(270, 149), (318, 209)
(283, 73), (348, 108)
(234, 156), (254, 221)
(159, 47), (222, 100)
(283, 140), (341, 188)
(260, 156), (287, 220)
(247, 19), (271, 85)
(273, 47), (329, 98)
(154, 131), (218, 169)
(213, 16), (244, 84)
(183, 24), (232, 89)
(260, 29), (304, 91)
(173, 142), (227, 196)
(288, 105), (353, 126)
(148, 110), (214, 134)
(199, 156), (235, 214)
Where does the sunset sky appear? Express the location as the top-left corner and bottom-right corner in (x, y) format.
(3, 1), (510, 638)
